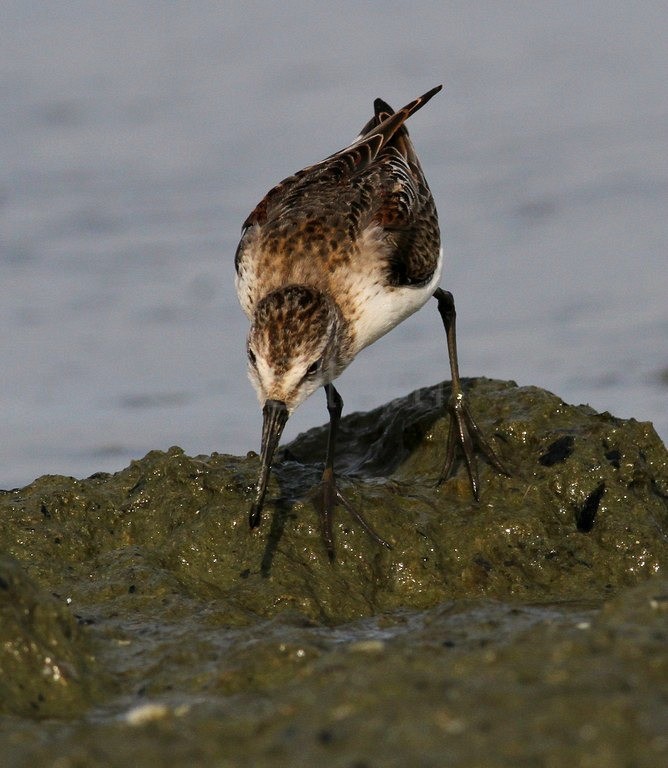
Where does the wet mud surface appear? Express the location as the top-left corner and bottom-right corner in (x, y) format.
(1, 379), (667, 766)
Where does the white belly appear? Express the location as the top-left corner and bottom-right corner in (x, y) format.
(348, 247), (443, 354)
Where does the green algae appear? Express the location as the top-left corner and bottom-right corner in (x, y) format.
(0, 379), (667, 766)
(0, 555), (100, 719)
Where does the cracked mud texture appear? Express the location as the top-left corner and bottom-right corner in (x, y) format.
(1, 379), (667, 767)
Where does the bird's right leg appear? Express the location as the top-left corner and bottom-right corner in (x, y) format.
(315, 383), (391, 559)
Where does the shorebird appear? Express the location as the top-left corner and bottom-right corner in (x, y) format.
(235, 85), (507, 558)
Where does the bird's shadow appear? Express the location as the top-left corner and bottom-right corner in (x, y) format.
(257, 457), (324, 575)
(259, 494), (294, 576)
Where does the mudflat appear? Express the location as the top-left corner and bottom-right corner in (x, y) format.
(1, 378), (667, 766)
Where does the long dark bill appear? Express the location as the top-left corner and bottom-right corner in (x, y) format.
(249, 399), (289, 529)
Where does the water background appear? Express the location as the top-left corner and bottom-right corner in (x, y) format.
(1, 1), (666, 489)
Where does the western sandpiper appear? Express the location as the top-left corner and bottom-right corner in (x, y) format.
(235, 85), (507, 558)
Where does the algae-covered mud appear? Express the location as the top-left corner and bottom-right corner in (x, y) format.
(1, 379), (667, 767)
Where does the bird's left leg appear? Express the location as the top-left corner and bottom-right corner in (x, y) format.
(316, 383), (391, 559)
(433, 288), (509, 498)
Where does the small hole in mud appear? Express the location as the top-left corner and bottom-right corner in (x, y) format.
(538, 435), (575, 466)
(575, 482), (605, 532)
(605, 448), (621, 468)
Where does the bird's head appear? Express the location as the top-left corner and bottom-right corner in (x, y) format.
(246, 285), (349, 527)
(247, 285), (345, 413)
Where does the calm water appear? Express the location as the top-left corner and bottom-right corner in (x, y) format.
(1, 1), (666, 488)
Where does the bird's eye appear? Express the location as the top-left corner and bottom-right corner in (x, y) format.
(305, 359), (322, 377)
(248, 348), (257, 366)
